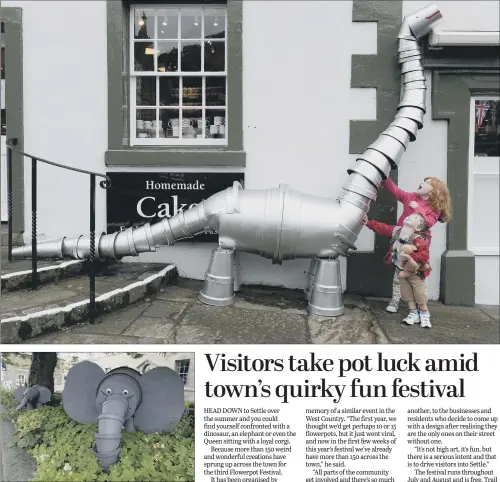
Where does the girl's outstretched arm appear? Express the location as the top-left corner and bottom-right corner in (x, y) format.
(366, 219), (395, 239)
(382, 177), (410, 204)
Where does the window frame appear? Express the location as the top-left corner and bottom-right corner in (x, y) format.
(129, 4), (228, 147)
(105, 0), (245, 167)
(17, 374), (25, 387)
(174, 358), (190, 385)
(467, 95), (500, 257)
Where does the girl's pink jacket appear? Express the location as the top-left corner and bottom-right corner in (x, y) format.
(379, 178), (441, 264)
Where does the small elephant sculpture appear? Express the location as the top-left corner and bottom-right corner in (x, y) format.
(62, 361), (185, 471)
(15, 385), (52, 411)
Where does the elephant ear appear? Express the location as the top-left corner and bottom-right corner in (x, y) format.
(14, 386), (26, 403)
(63, 361), (105, 424)
(32, 385), (52, 404)
(134, 367), (185, 434)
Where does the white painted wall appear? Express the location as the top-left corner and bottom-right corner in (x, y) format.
(7, 0), (491, 298)
(3, 0), (108, 241)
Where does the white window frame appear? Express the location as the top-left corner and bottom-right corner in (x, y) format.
(175, 358), (190, 385)
(467, 95), (500, 257)
(17, 374), (25, 387)
(129, 4), (228, 147)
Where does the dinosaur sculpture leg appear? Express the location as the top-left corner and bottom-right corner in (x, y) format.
(199, 247), (236, 306)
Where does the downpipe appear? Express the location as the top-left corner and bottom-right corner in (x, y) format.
(11, 5), (441, 263)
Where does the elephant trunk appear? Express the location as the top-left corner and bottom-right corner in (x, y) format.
(93, 394), (129, 472)
(15, 394), (31, 411)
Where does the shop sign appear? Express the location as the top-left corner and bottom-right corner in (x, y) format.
(106, 172), (244, 242)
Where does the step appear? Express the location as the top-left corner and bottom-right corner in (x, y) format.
(1, 259), (90, 293)
(1, 262), (177, 343)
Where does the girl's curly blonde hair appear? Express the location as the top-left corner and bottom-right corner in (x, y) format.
(424, 176), (452, 223)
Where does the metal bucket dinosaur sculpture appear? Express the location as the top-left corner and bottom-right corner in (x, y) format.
(12, 5), (442, 316)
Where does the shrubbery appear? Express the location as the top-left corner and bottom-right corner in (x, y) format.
(0, 388), (194, 481)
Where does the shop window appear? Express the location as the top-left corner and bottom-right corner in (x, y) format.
(474, 100), (500, 157)
(175, 359), (190, 385)
(130, 5), (227, 147)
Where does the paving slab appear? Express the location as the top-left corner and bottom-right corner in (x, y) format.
(123, 317), (177, 341)
(367, 300), (500, 344)
(177, 304), (309, 344)
(61, 304), (149, 336)
(141, 300), (188, 319)
(308, 307), (380, 344)
(477, 304), (500, 322)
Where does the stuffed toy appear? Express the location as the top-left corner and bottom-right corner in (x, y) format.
(390, 212), (431, 279)
(399, 244), (430, 278)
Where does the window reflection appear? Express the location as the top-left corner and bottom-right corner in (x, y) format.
(474, 100), (500, 157)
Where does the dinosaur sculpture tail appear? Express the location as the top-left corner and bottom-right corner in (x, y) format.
(11, 4), (442, 262)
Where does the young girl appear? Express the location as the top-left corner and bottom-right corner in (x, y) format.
(381, 176), (451, 313)
(363, 213), (433, 327)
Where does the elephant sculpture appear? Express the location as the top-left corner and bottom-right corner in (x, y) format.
(15, 385), (52, 410)
(62, 361), (185, 471)
(11, 5), (442, 317)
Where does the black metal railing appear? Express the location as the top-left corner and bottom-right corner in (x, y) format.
(6, 138), (111, 320)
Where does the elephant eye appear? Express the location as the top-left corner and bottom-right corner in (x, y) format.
(122, 389), (129, 395)
(106, 388), (112, 395)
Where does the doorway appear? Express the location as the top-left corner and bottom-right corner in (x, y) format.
(468, 96), (500, 305)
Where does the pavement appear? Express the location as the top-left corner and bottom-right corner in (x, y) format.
(366, 298), (499, 344)
(0, 404), (36, 482)
(21, 278), (499, 345)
